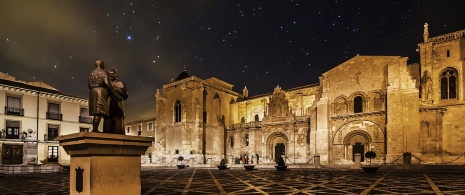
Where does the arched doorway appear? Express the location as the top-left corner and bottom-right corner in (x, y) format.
(331, 120), (385, 164)
(266, 132), (289, 162)
(344, 130), (372, 162)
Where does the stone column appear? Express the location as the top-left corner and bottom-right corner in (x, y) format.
(57, 132), (153, 195)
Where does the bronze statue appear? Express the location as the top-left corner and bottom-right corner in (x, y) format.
(103, 67), (128, 134)
(87, 60), (122, 133)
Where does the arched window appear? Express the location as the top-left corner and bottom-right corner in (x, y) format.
(372, 93), (384, 111)
(230, 136), (234, 147)
(440, 68), (458, 100)
(241, 117), (245, 123)
(335, 98), (348, 115)
(254, 114), (259, 121)
(245, 134), (249, 146)
(353, 96), (363, 113)
(175, 100), (182, 122)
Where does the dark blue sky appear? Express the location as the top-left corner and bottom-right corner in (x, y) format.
(1, 0), (464, 121)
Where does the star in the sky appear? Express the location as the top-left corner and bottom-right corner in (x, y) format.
(126, 35), (132, 41)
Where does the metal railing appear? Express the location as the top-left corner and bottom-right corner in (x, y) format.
(79, 116), (92, 124)
(46, 112), (62, 121)
(5, 106), (24, 116)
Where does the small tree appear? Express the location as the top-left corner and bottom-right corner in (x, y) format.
(220, 159), (226, 166)
(365, 151), (376, 164)
(178, 156), (184, 164)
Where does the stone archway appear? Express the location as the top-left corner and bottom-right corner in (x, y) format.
(331, 119), (385, 164)
(266, 132), (289, 162)
(343, 130), (372, 162)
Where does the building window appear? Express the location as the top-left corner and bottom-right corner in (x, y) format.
(447, 50), (450, 57)
(79, 108), (92, 124)
(230, 136), (234, 147)
(5, 96), (23, 116)
(48, 146), (58, 162)
(175, 149), (179, 154)
(127, 127), (131, 133)
(353, 96), (363, 113)
(175, 100), (182, 122)
(203, 111), (207, 123)
(148, 123), (153, 131)
(47, 124), (59, 141)
(241, 117), (245, 123)
(254, 114), (259, 121)
(440, 68), (458, 100)
(245, 134), (249, 146)
(5, 120), (20, 139)
(137, 124), (142, 136)
(47, 102), (62, 120)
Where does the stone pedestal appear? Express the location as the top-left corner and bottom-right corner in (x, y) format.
(352, 153), (362, 169)
(56, 132), (153, 195)
(403, 152), (412, 165)
(313, 155), (320, 165)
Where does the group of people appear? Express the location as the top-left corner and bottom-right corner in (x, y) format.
(235, 154), (260, 164)
(88, 60), (128, 134)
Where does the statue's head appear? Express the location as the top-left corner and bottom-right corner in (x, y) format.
(108, 67), (119, 80)
(94, 60), (105, 69)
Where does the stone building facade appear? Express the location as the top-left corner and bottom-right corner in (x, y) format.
(154, 24), (465, 165)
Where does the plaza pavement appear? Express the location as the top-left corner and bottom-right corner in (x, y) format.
(1, 165), (465, 194)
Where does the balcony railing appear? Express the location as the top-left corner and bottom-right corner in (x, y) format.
(46, 112), (62, 121)
(5, 106), (24, 116)
(228, 121), (262, 130)
(79, 116), (93, 124)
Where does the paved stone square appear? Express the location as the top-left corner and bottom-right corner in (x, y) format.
(1, 167), (464, 194)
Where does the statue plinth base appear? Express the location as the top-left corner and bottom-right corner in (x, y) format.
(56, 132), (154, 195)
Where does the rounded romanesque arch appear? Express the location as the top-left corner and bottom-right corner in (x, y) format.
(367, 90), (385, 111)
(349, 92), (367, 113)
(331, 119), (385, 164)
(333, 96), (349, 115)
(343, 130), (372, 145)
(265, 132), (289, 162)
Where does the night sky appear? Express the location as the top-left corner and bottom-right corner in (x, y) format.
(1, 1), (465, 122)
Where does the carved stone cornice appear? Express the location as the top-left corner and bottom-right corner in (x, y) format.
(420, 29), (465, 44)
(330, 111), (386, 121)
(419, 107), (447, 114)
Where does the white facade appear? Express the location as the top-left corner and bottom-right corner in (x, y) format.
(0, 72), (91, 166)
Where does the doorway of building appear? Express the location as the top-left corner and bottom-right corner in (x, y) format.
(352, 142), (364, 162)
(274, 143), (285, 162)
(2, 144), (23, 165)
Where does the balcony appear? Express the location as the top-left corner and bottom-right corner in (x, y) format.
(46, 112), (62, 121)
(228, 121), (262, 130)
(79, 116), (93, 124)
(5, 106), (24, 116)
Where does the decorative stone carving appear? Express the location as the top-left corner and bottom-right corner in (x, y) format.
(421, 70), (433, 101)
(267, 86), (291, 118)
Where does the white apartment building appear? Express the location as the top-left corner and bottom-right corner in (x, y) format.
(0, 72), (91, 166)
